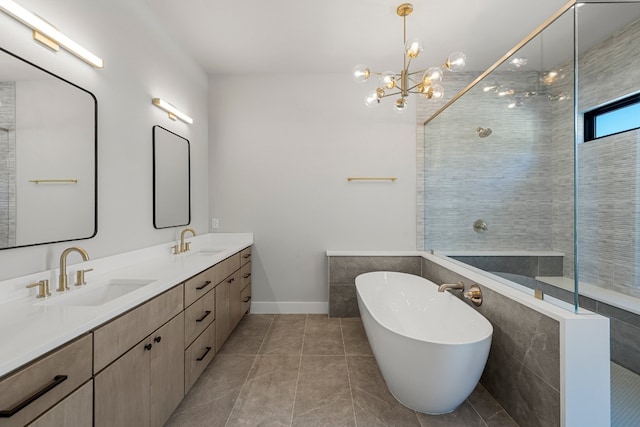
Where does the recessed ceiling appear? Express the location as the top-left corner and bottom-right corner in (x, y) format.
(143, 0), (572, 75)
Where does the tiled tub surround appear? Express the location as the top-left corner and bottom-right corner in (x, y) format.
(328, 253), (421, 317)
(0, 232), (253, 377)
(443, 252), (640, 377)
(326, 251), (610, 427)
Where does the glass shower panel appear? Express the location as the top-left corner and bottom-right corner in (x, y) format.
(576, 3), (640, 299)
(423, 7), (577, 311)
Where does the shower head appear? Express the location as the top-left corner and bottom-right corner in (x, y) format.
(476, 127), (492, 138)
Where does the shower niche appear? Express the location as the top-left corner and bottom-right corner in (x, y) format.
(421, 0), (640, 313)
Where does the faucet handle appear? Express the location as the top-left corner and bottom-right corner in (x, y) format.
(184, 242), (191, 252)
(171, 244), (180, 255)
(27, 280), (51, 298)
(75, 268), (94, 286)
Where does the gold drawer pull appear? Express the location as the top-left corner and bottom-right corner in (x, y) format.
(243, 273), (251, 279)
(242, 253), (251, 259)
(243, 296), (252, 303)
(0, 375), (68, 418)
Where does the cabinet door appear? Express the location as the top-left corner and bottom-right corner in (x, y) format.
(229, 271), (243, 330)
(150, 313), (185, 427)
(215, 281), (230, 352)
(94, 340), (151, 427)
(27, 380), (92, 427)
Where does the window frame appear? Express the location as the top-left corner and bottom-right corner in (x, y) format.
(583, 93), (640, 142)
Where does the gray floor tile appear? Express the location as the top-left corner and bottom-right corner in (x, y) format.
(416, 401), (485, 426)
(226, 354), (301, 426)
(303, 314), (345, 355)
(259, 314), (306, 355)
(292, 355), (355, 427)
(347, 356), (421, 426)
(219, 314), (274, 355)
(165, 354), (255, 427)
(341, 318), (373, 356)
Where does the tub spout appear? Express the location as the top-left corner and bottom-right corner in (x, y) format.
(437, 281), (464, 293)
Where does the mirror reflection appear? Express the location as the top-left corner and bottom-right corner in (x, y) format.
(153, 125), (190, 229)
(0, 47), (97, 250)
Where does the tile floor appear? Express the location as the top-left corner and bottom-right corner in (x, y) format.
(166, 314), (518, 427)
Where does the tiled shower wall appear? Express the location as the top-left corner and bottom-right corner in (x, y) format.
(418, 71), (555, 252)
(418, 12), (640, 297)
(327, 255), (561, 427)
(0, 81), (16, 248)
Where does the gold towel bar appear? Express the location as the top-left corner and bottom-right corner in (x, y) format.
(347, 177), (397, 182)
(29, 179), (78, 184)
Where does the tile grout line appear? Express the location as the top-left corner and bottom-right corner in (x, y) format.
(287, 314), (307, 427)
(340, 318), (359, 427)
(224, 314), (277, 427)
(466, 399), (490, 427)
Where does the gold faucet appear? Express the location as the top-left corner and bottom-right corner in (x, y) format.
(179, 228), (196, 253)
(437, 281), (464, 293)
(58, 246), (90, 292)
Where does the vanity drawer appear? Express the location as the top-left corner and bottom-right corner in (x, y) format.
(0, 334), (92, 427)
(213, 254), (240, 285)
(93, 285), (183, 373)
(184, 289), (216, 347)
(184, 321), (216, 393)
(240, 246), (252, 266)
(184, 266), (216, 307)
(27, 380), (93, 427)
(241, 283), (252, 315)
(240, 261), (252, 289)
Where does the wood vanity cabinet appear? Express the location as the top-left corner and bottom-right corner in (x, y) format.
(0, 334), (93, 427)
(183, 267), (217, 393)
(94, 286), (184, 427)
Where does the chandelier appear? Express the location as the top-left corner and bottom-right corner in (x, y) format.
(353, 3), (466, 112)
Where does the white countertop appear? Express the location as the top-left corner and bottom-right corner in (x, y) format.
(0, 233), (253, 378)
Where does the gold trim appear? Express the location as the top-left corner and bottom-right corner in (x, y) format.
(33, 30), (59, 51)
(397, 3), (413, 17)
(29, 179), (78, 184)
(347, 177), (398, 182)
(422, 0), (577, 126)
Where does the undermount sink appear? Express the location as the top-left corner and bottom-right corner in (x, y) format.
(191, 249), (224, 256)
(36, 279), (155, 307)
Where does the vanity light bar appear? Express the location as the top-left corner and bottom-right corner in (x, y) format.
(0, 0), (104, 68)
(152, 98), (194, 124)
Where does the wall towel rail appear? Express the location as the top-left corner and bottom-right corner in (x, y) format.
(347, 177), (397, 182)
(28, 179), (78, 184)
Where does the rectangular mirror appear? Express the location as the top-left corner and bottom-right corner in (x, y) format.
(0, 46), (97, 250)
(152, 125), (190, 229)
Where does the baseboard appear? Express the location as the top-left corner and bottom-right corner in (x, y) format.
(249, 301), (328, 314)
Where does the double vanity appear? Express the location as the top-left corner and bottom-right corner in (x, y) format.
(0, 232), (253, 427)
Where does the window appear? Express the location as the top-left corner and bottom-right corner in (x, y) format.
(584, 93), (640, 142)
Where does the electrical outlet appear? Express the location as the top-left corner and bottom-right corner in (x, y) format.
(211, 218), (219, 229)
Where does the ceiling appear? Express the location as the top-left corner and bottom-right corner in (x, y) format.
(142, 0), (573, 75)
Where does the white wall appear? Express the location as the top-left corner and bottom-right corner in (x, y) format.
(209, 74), (417, 308)
(0, 0), (209, 281)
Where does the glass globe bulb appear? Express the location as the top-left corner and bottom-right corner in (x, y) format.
(427, 83), (444, 101)
(445, 52), (466, 72)
(380, 71), (396, 90)
(353, 64), (371, 83)
(365, 91), (379, 108)
(394, 97), (408, 112)
(405, 38), (423, 59)
(422, 67), (443, 85)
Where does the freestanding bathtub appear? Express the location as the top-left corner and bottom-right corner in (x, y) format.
(355, 271), (493, 414)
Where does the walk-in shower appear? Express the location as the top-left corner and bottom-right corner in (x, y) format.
(419, 2), (640, 424)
